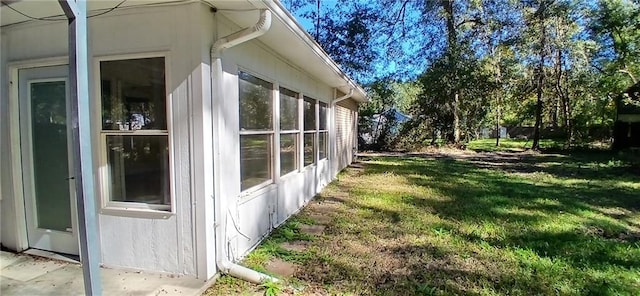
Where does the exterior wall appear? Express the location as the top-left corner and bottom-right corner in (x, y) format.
(214, 14), (339, 261)
(334, 99), (358, 173)
(0, 22), (17, 251)
(0, 3), (207, 275)
(1, 2), (361, 278)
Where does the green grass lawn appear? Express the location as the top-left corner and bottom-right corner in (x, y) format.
(466, 138), (565, 152)
(206, 150), (640, 295)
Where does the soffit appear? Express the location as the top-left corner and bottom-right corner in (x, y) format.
(0, 0), (367, 102)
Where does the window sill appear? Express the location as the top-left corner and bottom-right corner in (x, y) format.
(100, 206), (174, 219)
(280, 169), (299, 180)
(239, 182), (277, 205)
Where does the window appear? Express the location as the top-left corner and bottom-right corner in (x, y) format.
(280, 87), (299, 175)
(100, 57), (170, 210)
(319, 101), (328, 160)
(239, 72), (274, 191)
(303, 96), (316, 166)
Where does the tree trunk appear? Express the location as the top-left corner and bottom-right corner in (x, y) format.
(532, 2), (546, 151)
(496, 103), (500, 147)
(453, 93), (460, 143)
(442, 0), (461, 144)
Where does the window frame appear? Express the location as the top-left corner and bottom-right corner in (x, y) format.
(318, 101), (329, 161)
(278, 86), (300, 177)
(303, 96), (317, 167)
(95, 52), (175, 216)
(238, 70), (276, 193)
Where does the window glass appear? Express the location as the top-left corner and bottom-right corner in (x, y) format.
(239, 72), (273, 131)
(239, 71), (274, 191)
(101, 58), (166, 131)
(319, 101), (328, 130)
(303, 96), (316, 131)
(303, 133), (315, 166)
(280, 88), (298, 131)
(240, 135), (272, 190)
(100, 57), (170, 210)
(106, 135), (170, 205)
(280, 134), (298, 175)
(319, 132), (328, 160)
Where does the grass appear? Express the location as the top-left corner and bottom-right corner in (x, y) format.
(466, 138), (565, 152)
(205, 149), (640, 295)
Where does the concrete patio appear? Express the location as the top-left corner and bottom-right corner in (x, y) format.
(0, 250), (212, 295)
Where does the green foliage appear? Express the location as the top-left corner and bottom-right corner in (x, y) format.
(283, 0), (640, 149)
(359, 79), (421, 150)
(260, 280), (283, 296)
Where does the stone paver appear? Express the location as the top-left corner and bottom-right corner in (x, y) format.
(264, 258), (298, 278)
(308, 214), (332, 225)
(298, 224), (325, 236)
(280, 241), (310, 252)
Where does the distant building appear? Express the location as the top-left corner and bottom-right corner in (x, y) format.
(360, 108), (410, 145)
(613, 82), (640, 150)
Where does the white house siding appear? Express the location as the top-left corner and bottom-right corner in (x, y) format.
(214, 13), (339, 261)
(1, 18), (71, 257)
(0, 24), (17, 251)
(0, 3), (205, 275)
(334, 99), (358, 173)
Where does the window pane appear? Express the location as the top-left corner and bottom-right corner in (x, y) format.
(239, 72), (273, 131)
(106, 135), (170, 205)
(319, 101), (328, 130)
(280, 87), (298, 131)
(303, 133), (315, 166)
(319, 131), (328, 160)
(30, 81), (72, 231)
(303, 96), (315, 131)
(241, 134), (272, 190)
(280, 134), (298, 175)
(101, 58), (166, 131)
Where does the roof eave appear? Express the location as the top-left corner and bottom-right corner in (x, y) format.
(260, 0), (368, 103)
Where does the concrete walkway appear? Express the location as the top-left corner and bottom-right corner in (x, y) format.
(1, 250), (211, 295)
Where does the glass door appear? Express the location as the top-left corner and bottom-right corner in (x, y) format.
(19, 65), (78, 255)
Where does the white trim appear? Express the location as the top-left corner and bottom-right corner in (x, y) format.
(237, 69), (277, 194)
(7, 58), (69, 252)
(238, 183), (277, 206)
(273, 82), (281, 184)
(93, 51), (176, 216)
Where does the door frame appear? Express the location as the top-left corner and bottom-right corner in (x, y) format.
(8, 57), (72, 252)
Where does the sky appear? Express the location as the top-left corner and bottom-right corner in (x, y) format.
(281, 0), (432, 84)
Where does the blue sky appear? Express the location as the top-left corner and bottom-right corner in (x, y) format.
(282, 0), (432, 83)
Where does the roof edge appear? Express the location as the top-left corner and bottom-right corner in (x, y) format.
(260, 0), (368, 103)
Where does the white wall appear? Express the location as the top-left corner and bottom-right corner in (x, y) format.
(0, 25), (14, 250)
(214, 14), (339, 261)
(0, 2), (360, 278)
(0, 3), (207, 275)
(333, 99), (358, 174)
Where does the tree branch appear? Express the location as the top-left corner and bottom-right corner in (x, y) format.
(618, 69), (638, 84)
(456, 18), (484, 29)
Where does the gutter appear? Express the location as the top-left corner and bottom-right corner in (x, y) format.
(333, 88), (354, 104)
(210, 9), (277, 284)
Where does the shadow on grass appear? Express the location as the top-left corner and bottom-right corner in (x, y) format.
(327, 152), (640, 295)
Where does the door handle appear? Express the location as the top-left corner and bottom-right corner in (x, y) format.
(66, 176), (75, 180)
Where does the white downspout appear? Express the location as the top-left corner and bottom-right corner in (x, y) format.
(210, 9), (277, 284)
